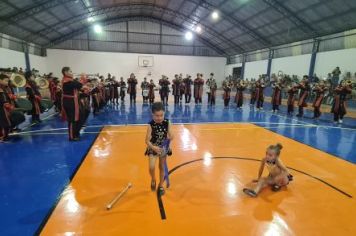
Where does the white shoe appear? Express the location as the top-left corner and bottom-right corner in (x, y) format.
(339, 119), (343, 124)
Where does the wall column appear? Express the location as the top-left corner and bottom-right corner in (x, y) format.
(266, 49), (274, 78)
(308, 40), (320, 80)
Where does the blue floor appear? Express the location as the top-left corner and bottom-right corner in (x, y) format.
(0, 98), (355, 235)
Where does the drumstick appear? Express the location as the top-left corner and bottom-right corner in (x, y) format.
(106, 183), (132, 210)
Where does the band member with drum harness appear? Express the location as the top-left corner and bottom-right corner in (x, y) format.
(25, 71), (42, 124)
(141, 77), (150, 104)
(127, 73), (138, 104)
(61, 67), (83, 141)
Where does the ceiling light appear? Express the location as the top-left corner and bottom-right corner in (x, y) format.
(212, 11), (219, 20)
(185, 31), (193, 40)
(93, 24), (102, 33)
(195, 26), (202, 33)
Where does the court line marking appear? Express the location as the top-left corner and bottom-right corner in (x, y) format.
(157, 156), (353, 220)
(11, 124), (322, 136)
(34, 127), (104, 235)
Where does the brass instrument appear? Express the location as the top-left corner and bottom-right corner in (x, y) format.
(10, 73), (26, 87)
(35, 77), (49, 89)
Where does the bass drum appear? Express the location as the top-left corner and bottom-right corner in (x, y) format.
(15, 97), (32, 114)
(40, 99), (54, 112)
(10, 110), (26, 127)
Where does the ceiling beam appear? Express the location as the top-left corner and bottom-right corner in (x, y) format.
(262, 0), (317, 36)
(47, 15), (228, 56)
(26, 3), (245, 53)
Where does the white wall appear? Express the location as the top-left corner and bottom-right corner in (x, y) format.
(271, 54), (311, 76)
(224, 63), (241, 78)
(314, 48), (356, 78)
(245, 60), (268, 79)
(29, 54), (47, 74)
(0, 47), (48, 73)
(46, 49), (226, 83)
(0, 47), (26, 69)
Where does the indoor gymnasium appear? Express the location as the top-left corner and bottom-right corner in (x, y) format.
(1, 0), (356, 235)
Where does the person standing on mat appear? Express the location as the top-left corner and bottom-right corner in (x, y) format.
(243, 143), (293, 197)
(145, 102), (174, 196)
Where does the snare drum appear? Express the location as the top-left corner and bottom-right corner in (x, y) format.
(143, 89), (149, 97)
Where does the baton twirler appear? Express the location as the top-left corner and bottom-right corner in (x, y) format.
(106, 183), (132, 210)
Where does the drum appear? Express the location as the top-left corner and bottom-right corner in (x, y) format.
(40, 99), (54, 111)
(15, 98), (32, 114)
(10, 110), (26, 127)
(143, 89), (149, 97)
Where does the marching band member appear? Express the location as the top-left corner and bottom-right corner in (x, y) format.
(312, 81), (327, 119)
(61, 67), (83, 141)
(148, 79), (156, 104)
(159, 76), (170, 106)
(25, 71), (42, 124)
(172, 74), (181, 105)
(332, 80), (352, 123)
(287, 84), (298, 115)
(179, 74), (185, 103)
(91, 82), (100, 116)
(119, 77), (126, 103)
(235, 79), (246, 109)
(296, 76), (310, 117)
(222, 77), (232, 108)
(0, 74), (12, 142)
(54, 78), (62, 113)
(111, 77), (120, 105)
(271, 79), (283, 113)
(79, 83), (91, 128)
(208, 74), (217, 106)
(141, 77), (150, 104)
(249, 79), (256, 106)
(206, 73), (214, 104)
(127, 73), (138, 104)
(193, 73), (204, 104)
(255, 78), (265, 110)
(183, 75), (193, 103)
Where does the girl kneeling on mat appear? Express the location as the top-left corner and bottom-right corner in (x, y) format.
(243, 143), (293, 197)
(145, 102), (174, 196)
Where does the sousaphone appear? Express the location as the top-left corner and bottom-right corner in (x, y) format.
(35, 77), (49, 89)
(10, 73), (26, 87)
